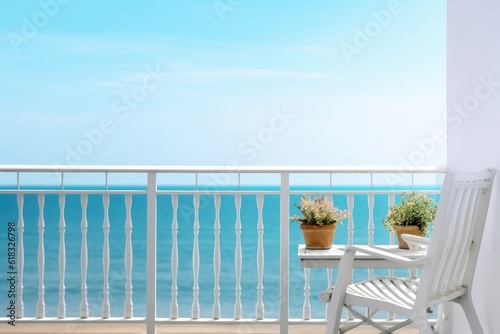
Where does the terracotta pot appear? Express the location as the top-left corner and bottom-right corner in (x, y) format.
(300, 223), (336, 249)
(394, 225), (426, 249)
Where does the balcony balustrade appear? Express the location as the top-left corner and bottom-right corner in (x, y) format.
(0, 165), (443, 334)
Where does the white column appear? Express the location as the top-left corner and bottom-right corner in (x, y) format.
(280, 173), (290, 334)
(146, 172), (157, 334)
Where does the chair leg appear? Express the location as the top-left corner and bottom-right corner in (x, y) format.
(325, 300), (343, 334)
(432, 304), (445, 333)
(410, 311), (434, 334)
(455, 296), (484, 334)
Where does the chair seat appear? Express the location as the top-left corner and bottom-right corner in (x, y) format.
(345, 277), (419, 314)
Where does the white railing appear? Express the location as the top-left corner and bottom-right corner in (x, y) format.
(0, 165), (445, 334)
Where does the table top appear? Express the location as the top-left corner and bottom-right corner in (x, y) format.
(298, 244), (427, 268)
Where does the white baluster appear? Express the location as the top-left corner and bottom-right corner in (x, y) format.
(17, 194), (24, 318)
(347, 194), (355, 246)
(325, 268), (333, 319)
(102, 194), (110, 318)
(80, 195), (89, 318)
(36, 194), (45, 319)
(365, 193), (375, 320)
(326, 193), (333, 202)
(347, 194), (355, 321)
(303, 268), (311, 320)
(326, 193), (334, 241)
(367, 194), (375, 280)
(388, 194), (396, 246)
(234, 194), (242, 319)
(58, 194), (66, 318)
(192, 194), (200, 319)
(368, 194), (374, 247)
(213, 195), (221, 319)
(170, 195), (179, 319)
(387, 193), (396, 321)
(124, 194), (133, 318)
(256, 194), (264, 320)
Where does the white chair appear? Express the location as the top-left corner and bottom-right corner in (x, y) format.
(324, 168), (496, 334)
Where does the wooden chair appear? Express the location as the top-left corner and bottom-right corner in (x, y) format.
(323, 168), (496, 334)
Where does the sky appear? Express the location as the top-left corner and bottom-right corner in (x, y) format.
(0, 0), (446, 168)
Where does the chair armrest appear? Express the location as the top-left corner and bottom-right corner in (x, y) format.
(346, 245), (429, 267)
(325, 245), (429, 308)
(401, 234), (430, 252)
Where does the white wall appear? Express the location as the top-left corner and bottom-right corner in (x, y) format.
(447, 0), (500, 332)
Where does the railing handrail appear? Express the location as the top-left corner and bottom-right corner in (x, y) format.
(0, 165), (446, 174)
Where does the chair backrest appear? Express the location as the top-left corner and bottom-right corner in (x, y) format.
(416, 168), (496, 307)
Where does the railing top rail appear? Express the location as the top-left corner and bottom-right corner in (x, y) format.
(0, 165), (447, 174)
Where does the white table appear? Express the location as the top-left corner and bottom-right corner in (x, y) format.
(298, 244), (427, 269)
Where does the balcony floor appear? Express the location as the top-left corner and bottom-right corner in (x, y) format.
(2, 323), (418, 334)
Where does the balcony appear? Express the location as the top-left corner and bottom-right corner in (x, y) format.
(0, 166), (442, 334)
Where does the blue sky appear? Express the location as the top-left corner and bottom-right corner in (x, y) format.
(0, 0), (446, 167)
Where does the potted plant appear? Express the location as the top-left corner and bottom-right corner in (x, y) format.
(291, 195), (350, 249)
(382, 192), (437, 249)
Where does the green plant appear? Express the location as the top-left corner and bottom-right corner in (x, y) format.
(291, 195), (350, 225)
(382, 192), (437, 233)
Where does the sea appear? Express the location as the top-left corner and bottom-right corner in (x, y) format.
(0, 186), (438, 320)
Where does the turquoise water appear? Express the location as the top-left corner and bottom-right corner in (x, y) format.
(0, 188), (438, 319)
